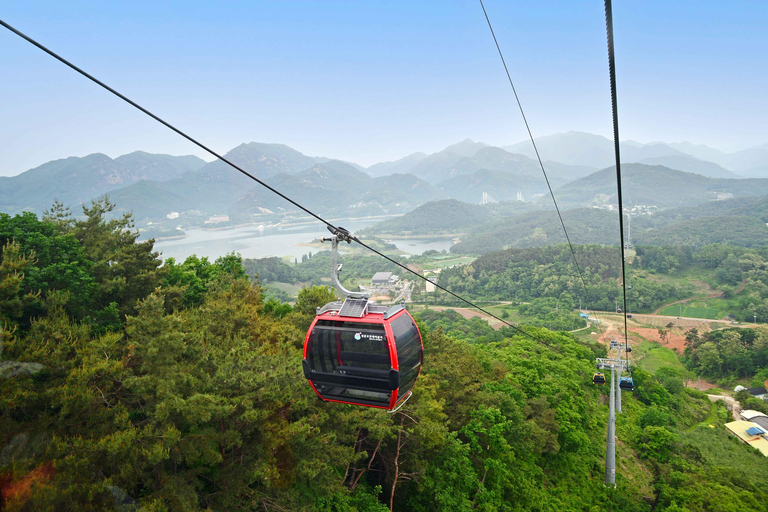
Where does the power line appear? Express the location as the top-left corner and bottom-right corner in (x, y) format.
(477, 0), (605, 334)
(0, 17), (540, 342)
(603, 0), (630, 351)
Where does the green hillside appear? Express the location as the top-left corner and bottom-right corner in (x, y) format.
(361, 199), (495, 235)
(553, 163), (768, 208)
(451, 207), (618, 254)
(3, 210), (768, 510)
(640, 194), (768, 227)
(362, 199), (545, 237)
(635, 215), (768, 248)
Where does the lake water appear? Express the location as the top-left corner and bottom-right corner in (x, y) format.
(154, 219), (455, 262)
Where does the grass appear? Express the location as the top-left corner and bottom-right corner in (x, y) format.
(659, 304), (722, 319)
(572, 328), (601, 344)
(632, 338), (686, 373)
(684, 425), (768, 474)
(268, 282), (303, 298)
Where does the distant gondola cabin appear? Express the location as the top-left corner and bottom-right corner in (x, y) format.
(619, 376), (634, 391)
(593, 372), (606, 385)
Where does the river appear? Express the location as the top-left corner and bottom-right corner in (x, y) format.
(154, 219), (455, 262)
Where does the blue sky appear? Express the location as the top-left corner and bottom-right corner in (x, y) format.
(1, 1), (766, 176)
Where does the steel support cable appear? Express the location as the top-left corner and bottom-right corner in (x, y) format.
(0, 19), (331, 232)
(0, 18), (539, 342)
(477, 0), (605, 334)
(603, 0), (630, 353)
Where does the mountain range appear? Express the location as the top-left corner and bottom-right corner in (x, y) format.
(501, 132), (768, 177)
(0, 152), (206, 216)
(1, 133), (766, 230)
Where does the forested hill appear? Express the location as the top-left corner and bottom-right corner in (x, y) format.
(637, 215), (768, 248)
(447, 203), (768, 254)
(361, 199), (544, 236)
(361, 199), (494, 235)
(642, 194), (768, 226)
(552, 163), (768, 208)
(437, 244), (689, 313)
(2, 206), (768, 510)
(451, 208), (618, 254)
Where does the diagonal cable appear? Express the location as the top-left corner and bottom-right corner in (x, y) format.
(478, 0), (605, 334)
(0, 17), (540, 342)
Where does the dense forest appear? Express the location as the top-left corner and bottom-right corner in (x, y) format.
(3, 205), (768, 511)
(635, 244), (768, 322)
(683, 327), (768, 383)
(436, 245), (690, 313)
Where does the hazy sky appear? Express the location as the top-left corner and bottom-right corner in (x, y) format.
(1, 1), (766, 176)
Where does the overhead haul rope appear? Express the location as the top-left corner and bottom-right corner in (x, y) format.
(0, 18), (540, 342)
(603, 0), (630, 353)
(478, 0), (604, 334)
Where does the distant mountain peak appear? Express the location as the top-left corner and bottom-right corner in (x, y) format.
(443, 139), (489, 158)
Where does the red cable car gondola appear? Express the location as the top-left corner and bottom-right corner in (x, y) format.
(302, 228), (424, 411)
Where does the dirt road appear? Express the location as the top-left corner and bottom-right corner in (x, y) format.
(707, 394), (741, 421)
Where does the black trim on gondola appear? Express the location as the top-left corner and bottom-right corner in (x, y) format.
(318, 393), (395, 408)
(308, 369), (399, 391)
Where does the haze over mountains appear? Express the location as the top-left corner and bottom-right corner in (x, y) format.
(1, 132), (766, 232)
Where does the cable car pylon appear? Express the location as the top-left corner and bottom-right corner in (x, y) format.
(596, 356), (628, 486)
(609, 339), (630, 413)
(606, 365), (616, 485)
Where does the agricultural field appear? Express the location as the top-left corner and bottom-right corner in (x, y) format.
(659, 303), (723, 319)
(425, 255), (476, 269)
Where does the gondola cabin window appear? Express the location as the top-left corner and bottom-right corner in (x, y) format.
(390, 313), (422, 401)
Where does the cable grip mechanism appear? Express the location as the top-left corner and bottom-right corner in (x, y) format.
(321, 225), (368, 300)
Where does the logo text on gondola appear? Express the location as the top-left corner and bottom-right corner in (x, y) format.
(355, 332), (383, 341)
